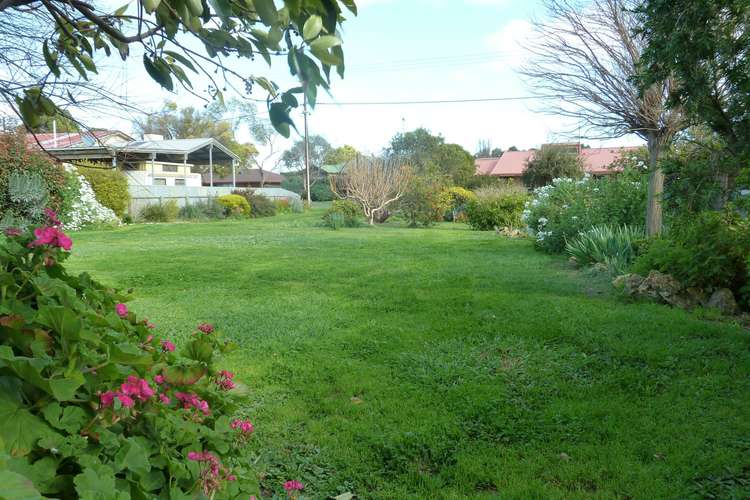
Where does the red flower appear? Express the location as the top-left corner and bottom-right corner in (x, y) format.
(28, 226), (72, 251)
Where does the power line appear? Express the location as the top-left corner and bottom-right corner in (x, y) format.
(314, 95), (569, 106)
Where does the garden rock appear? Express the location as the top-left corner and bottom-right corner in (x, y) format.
(612, 273), (644, 295)
(637, 271), (682, 303)
(705, 288), (738, 315)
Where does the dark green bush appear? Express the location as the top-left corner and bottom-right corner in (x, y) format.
(139, 200), (179, 222)
(399, 176), (448, 227)
(322, 199), (362, 228)
(465, 185), (528, 231)
(310, 181), (334, 201)
(77, 161), (130, 217)
(231, 190), (277, 217)
(632, 211), (750, 302)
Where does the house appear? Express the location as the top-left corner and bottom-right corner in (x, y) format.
(475, 143), (641, 181)
(202, 169), (283, 188)
(28, 132), (240, 187)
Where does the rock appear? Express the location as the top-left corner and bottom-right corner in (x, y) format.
(568, 256), (579, 268)
(612, 273), (644, 295)
(706, 288), (738, 315)
(592, 262), (609, 274)
(637, 271), (682, 303)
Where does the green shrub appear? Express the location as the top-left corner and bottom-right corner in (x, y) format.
(310, 181), (334, 201)
(524, 168), (648, 253)
(231, 190), (277, 217)
(275, 199), (291, 213)
(77, 161), (130, 217)
(465, 184), (528, 231)
(179, 199), (226, 220)
(522, 146), (584, 188)
(0, 132), (66, 226)
(632, 211), (750, 299)
(322, 199), (362, 228)
(0, 220), (257, 498)
(216, 194), (251, 217)
(443, 186), (477, 221)
(139, 200), (179, 222)
(566, 224), (644, 276)
(399, 176), (448, 227)
(289, 197), (304, 213)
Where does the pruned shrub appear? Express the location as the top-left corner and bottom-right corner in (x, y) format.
(322, 199), (362, 228)
(216, 194), (251, 217)
(76, 161), (130, 217)
(139, 200), (179, 222)
(231, 189), (277, 217)
(0, 212), (258, 498)
(465, 184), (528, 231)
(566, 224), (644, 276)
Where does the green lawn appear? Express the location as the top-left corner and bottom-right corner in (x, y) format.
(68, 209), (750, 499)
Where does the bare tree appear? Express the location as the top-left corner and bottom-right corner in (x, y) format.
(520, 0), (684, 235)
(331, 155), (411, 225)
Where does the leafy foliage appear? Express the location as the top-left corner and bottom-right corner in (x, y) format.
(322, 199), (361, 228)
(399, 176), (449, 227)
(388, 128), (475, 185)
(0, 215), (257, 498)
(566, 224), (644, 276)
(442, 186), (477, 222)
(522, 146), (584, 188)
(216, 195), (251, 217)
(76, 162), (130, 218)
(632, 211), (750, 304)
(524, 168), (648, 253)
(6, 0), (357, 137)
(139, 200), (179, 222)
(232, 190), (277, 218)
(465, 184), (528, 231)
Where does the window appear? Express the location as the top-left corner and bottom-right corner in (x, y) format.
(162, 165), (178, 172)
(153, 178), (166, 186)
(175, 179), (186, 186)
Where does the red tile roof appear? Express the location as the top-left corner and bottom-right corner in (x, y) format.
(475, 145), (641, 178)
(26, 130), (130, 149)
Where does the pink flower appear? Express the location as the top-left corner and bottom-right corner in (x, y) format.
(28, 226), (72, 251)
(175, 391), (210, 415)
(159, 393), (171, 404)
(4, 227), (22, 237)
(154, 374), (165, 385)
(147, 322), (156, 329)
(120, 375), (154, 401)
(161, 339), (175, 352)
(283, 480), (304, 492)
(216, 370), (236, 391)
(44, 208), (61, 225)
(231, 419), (254, 434)
(100, 391), (116, 407)
(197, 323), (214, 334)
(187, 451), (203, 461)
(227, 475), (237, 481)
(145, 335), (154, 343)
(116, 393), (135, 408)
(115, 303), (128, 318)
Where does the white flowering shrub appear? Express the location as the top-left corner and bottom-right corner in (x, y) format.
(524, 166), (648, 253)
(61, 165), (120, 230)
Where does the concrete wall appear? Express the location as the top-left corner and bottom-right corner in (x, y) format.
(127, 185), (301, 215)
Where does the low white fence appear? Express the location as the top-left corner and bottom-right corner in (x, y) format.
(127, 185), (301, 215)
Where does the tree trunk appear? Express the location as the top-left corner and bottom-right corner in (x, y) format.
(646, 132), (663, 236)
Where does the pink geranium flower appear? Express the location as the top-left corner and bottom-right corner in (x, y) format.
(231, 419), (254, 434)
(28, 226), (72, 251)
(283, 480), (304, 492)
(216, 370), (236, 391)
(161, 339), (175, 352)
(44, 208), (61, 226)
(154, 374), (165, 384)
(197, 323), (214, 334)
(159, 393), (171, 404)
(115, 303), (128, 318)
(100, 391), (116, 407)
(116, 393), (135, 408)
(175, 391), (210, 415)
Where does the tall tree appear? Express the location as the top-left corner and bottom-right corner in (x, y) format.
(638, 0), (750, 204)
(521, 0), (684, 235)
(281, 135), (331, 193)
(388, 128), (474, 185)
(522, 145), (584, 188)
(0, 0), (356, 137)
(325, 144), (359, 164)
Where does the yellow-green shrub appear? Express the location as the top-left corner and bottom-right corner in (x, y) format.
(76, 160), (130, 217)
(217, 194), (251, 217)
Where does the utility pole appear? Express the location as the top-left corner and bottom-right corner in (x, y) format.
(303, 83), (311, 206)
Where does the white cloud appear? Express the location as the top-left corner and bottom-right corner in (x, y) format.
(485, 19), (534, 57)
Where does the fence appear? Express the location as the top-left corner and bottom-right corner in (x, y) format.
(127, 185), (301, 216)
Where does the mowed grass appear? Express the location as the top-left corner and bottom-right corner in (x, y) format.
(68, 209), (750, 499)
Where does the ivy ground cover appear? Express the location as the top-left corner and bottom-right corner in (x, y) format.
(68, 208), (750, 499)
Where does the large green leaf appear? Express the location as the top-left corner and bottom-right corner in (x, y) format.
(0, 394), (56, 457)
(0, 347), (84, 401)
(302, 15), (323, 41)
(36, 305), (82, 341)
(113, 438), (150, 477)
(0, 470), (42, 500)
(42, 403), (89, 434)
(252, 0), (278, 26)
(162, 365), (206, 386)
(74, 464), (128, 500)
(182, 338), (213, 364)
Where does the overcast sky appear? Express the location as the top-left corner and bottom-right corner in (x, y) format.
(77, 0), (644, 156)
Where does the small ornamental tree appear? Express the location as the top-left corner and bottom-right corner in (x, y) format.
(0, 210), (260, 497)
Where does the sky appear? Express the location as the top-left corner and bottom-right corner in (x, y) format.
(75, 0), (645, 157)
